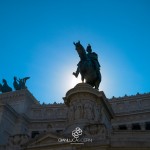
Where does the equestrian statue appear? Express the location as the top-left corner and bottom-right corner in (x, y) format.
(73, 41), (101, 89)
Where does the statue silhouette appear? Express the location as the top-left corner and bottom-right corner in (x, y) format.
(0, 79), (12, 93)
(73, 41), (101, 89)
(13, 76), (30, 90)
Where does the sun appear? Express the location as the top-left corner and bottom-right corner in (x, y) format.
(70, 75), (82, 88)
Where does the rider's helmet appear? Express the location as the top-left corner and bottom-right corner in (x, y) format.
(86, 44), (92, 53)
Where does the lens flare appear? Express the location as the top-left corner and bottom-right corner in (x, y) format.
(70, 75), (81, 88)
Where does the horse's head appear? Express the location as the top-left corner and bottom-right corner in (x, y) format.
(73, 41), (87, 60)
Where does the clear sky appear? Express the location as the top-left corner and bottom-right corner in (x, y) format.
(0, 0), (150, 103)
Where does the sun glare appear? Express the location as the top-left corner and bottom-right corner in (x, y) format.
(57, 68), (82, 94)
(70, 75), (82, 88)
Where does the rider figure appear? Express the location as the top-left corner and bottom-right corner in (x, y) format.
(73, 44), (101, 78)
(86, 44), (101, 78)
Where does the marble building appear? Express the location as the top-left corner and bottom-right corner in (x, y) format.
(0, 83), (150, 150)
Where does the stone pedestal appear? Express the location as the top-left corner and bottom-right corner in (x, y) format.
(63, 83), (114, 138)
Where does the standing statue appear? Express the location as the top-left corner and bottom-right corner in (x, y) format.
(13, 76), (30, 90)
(0, 79), (12, 93)
(73, 41), (101, 89)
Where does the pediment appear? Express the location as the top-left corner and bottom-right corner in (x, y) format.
(25, 132), (62, 148)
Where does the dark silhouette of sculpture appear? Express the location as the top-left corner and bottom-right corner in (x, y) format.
(0, 79), (12, 93)
(73, 41), (101, 89)
(13, 76), (30, 90)
(86, 44), (101, 78)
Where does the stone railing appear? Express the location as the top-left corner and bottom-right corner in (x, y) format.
(109, 92), (150, 114)
(29, 105), (67, 120)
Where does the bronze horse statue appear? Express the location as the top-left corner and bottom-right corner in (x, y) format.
(73, 41), (101, 89)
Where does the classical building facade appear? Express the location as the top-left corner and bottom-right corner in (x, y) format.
(0, 83), (150, 150)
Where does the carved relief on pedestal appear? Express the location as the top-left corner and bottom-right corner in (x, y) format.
(84, 124), (108, 140)
(67, 99), (102, 122)
(83, 103), (94, 120)
(74, 104), (83, 120)
(94, 104), (101, 121)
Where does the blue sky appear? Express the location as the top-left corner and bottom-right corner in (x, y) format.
(0, 0), (150, 103)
